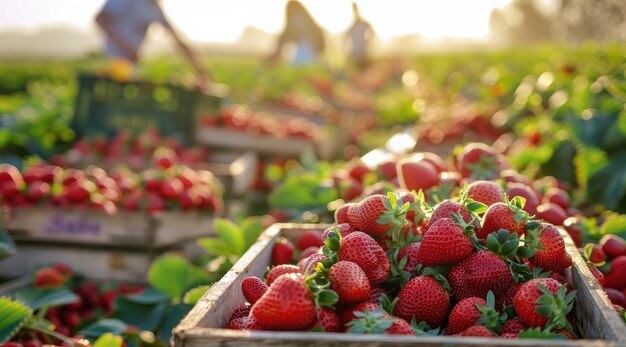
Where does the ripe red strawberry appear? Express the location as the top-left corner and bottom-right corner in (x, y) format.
(604, 256), (626, 289)
(338, 301), (380, 324)
(587, 263), (605, 286)
(396, 157), (439, 192)
(339, 231), (390, 286)
(322, 223), (353, 241)
(298, 253), (326, 274)
(513, 278), (575, 329)
(584, 243), (606, 265)
(543, 188), (570, 210)
(367, 287), (388, 303)
(160, 177), (183, 200)
(310, 307), (341, 332)
(603, 287), (626, 307)
(454, 325), (495, 337)
(229, 303), (252, 321)
(415, 152), (447, 173)
(507, 183), (540, 215)
(34, 267), (66, 288)
(296, 230), (323, 251)
(456, 143), (502, 180)
(393, 275), (450, 327)
(328, 261), (371, 304)
(266, 264), (301, 286)
(226, 316), (267, 330)
(398, 242), (421, 272)
(339, 177), (364, 201)
(563, 217), (583, 247)
(416, 217), (474, 266)
(500, 332), (518, 338)
(350, 194), (405, 237)
(478, 199), (529, 239)
(346, 308), (414, 335)
(347, 161), (370, 183)
(428, 200), (477, 229)
(529, 224), (571, 273)
(250, 273), (316, 330)
(378, 160), (398, 180)
(496, 283), (521, 308)
(554, 328), (577, 339)
(501, 318), (528, 334)
(298, 246), (320, 262)
(445, 297), (488, 335)
(600, 235), (626, 259)
(449, 251), (514, 300)
(334, 203), (356, 224)
(536, 203), (567, 226)
(466, 181), (505, 206)
(272, 238), (295, 265)
(242, 276), (268, 305)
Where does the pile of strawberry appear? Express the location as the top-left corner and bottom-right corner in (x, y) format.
(226, 185), (585, 338)
(582, 235), (626, 322)
(0, 162), (223, 215)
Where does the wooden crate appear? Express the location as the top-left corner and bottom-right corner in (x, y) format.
(5, 208), (215, 249)
(0, 241), (183, 283)
(196, 128), (315, 158)
(173, 223), (626, 347)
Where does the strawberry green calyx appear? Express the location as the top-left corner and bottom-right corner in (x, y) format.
(475, 291), (508, 333)
(504, 194), (531, 225)
(305, 227), (341, 310)
(378, 192), (409, 244)
(380, 293), (398, 314)
(451, 212), (477, 236)
(466, 155), (499, 180)
(620, 310), (626, 324)
(518, 327), (566, 339)
(534, 284), (577, 332)
(486, 230), (533, 283)
(583, 244), (606, 267)
(406, 190), (432, 226)
(346, 308), (395, 334)
(414, 264), (452, 293)
(409, 318), (441, 336)
(387, 249), (413, 287)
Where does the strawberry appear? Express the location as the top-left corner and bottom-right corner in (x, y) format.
(322, 223), (353, 241)
(349, 194), (407, 237)
(528, 224), (571, 273)
(346, 308), (414, 335)
(428, 200), (477, 229)
(339, 177), (364, 201)
(563, 217), (583, 247)
(393, 275), (450, 327)
(449, 251), (514, 300)
(347, 161), (370, 183)
(242, 276), (268, 305)
(328, 261), (371, 304)
(501, 318), (528, 335)
(226, 316), (267, 330)
(536, 203), (567, 226)
(553, 328), (577, 339)
(266, 264), (301, 286)
(456, 143), (502, 179)
(496, 283), (521, 308)
(338, 231), (390, 286)
(334, 203), (356, 224)
(583, 243), (606, 265)
(396, 157), (439, 192)
(310, 307), (341, 332)
(587, 263), (605, 286)
(445, 297), (488, 335)
(272, 238), (295, 265)
(543, 188), (570, 210)
(229, 303), (252, 321)
(416, 216), (475, 266)
(414, 152), (447, 173)
(454, 325), (495, 337)
(367, 287), (388, 303)
(603, 287), (626, 307)
(507, 183), (540, 215)
(298, 253), (326, 274)
(600, 235), (626, 259)
(250, 273), (316, 330)
(298, 246), (320, 262)
(296, 230), (323, 251)
(513, 278), (575, 329)
(397, 242), (421, 272)
(378, 160), (398, 180)
(500, 332), (518, 338)
(338, 301), (381, 324)
(604, 256), (626, 289)
(33, 267), (66, 288)
(466, 181), (505, 206)
(478, 197), (529, 239)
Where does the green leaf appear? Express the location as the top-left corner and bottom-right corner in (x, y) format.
(317, 289), (339, 306)
(212, 218), (246, 256)
(79, 319), (128, 339)
(183, 285), (211, 305)
(240, 217), (265, 250)
(197, 237), (231, 257)
(0, 227), (16, 261)
(157, 303), (192, 342)
(110, 294), (168, 332)
(0, 297), (33, 343)
(93, 333), (124, 347)
(148, 255), (210, 299)
(15, 287), (78, 310)
(517, 246), (535, 259)
(573, 143), (607, 188)
(466, 201), (488, 214)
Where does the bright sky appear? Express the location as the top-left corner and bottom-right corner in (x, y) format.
(0, 0), (512, 42)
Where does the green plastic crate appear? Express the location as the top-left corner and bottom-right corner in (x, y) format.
(72, 73), (223, 144)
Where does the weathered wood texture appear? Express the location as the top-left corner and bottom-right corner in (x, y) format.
(173, 223), (626, 347)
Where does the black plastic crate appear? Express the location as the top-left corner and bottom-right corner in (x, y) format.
(72, 74), (223, 145)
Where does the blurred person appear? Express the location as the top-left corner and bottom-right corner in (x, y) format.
(345, 2), (374, 70)
(268, 0), (326, 65)
(95, 0), (208, 81)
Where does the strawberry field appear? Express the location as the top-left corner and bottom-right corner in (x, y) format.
(1, 43), (626, 347)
